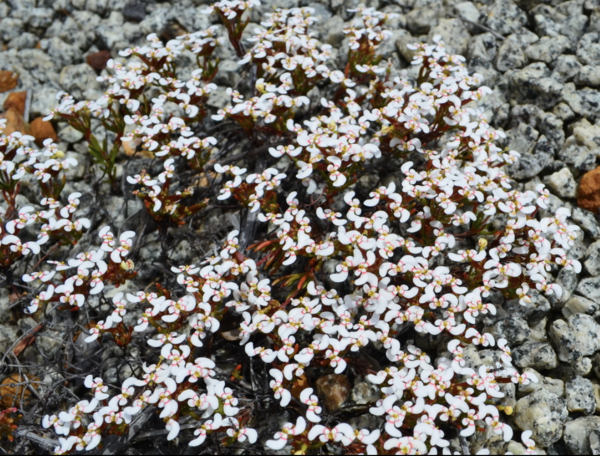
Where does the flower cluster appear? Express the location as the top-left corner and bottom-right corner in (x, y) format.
(1, 0), (581, 454)
(0, 125), (92, 272)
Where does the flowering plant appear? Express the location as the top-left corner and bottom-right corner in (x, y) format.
(0, 1), (581, 454)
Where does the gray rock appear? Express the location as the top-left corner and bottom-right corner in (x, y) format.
(512, 342), (559, 370)
(472, 90), (506, 124)
(62, 151), (86, 182)
(105, 197), (143, 227)
(513, 388), (568, 447)
(551, 54), (583, 83)
(428, 18), (469, 56)
(480, 0), (527, 36)
(574, 356), (594, 376)
(7, 0), (35, 9)
(323, 15), (346, 47)
(545, 167), (577, 199)
(592, 429), (600, 456)
(0, 18), (24, 42)
(564, 85), (600, 121)
(57, 124), (84, 144)
(59, 63), (101, 100)
(510, 104), (541, 128)
(30, 86), (59, 118)
(7, 32), (38, 50)
(573, 122), (600, 156)
(525, 35), (569, 64)
(561, 18), (588, 43)
(509, 62), (564, 109)
(518, 368), (565, 398)
(0, 324), (20, 355)
(555, 0), (584, 17)
(556, 136), (597, 174)
(207, 86), (229, 109)
(566, 376), (596, 414)
(537, 112), (565, 150)
(27, 8), (54, 29)
(40, 37), (80, 68)
(575, 66), (600, 90)
(96, 22), (129, 50)
(351, 381), (380, 405)
(572, 207), (600, 239)
(532, 7), (562, 38)
(569, 226), (588, 260)
(405, 3), (443, 35)
(454, 2), (480, 33)
(47, 16), (94, 51)
(553, 102), (576, 121)
(549, 314), (600, 362)
(593, 353), (600, 380)
(467, 32), (497, 64)
(495, 29), (539, 72)
(505, 289), (551, 323)
(85, 0), (109, 15)
(506, 136), (553, 180)
(563, 416), (600, 454)
(577, 276), (600, 303)
(577, 33), (600, 65)
(395, 30), (420, 63)
(539, 192), (573, 220)
(563, 295), (600, 319)
(212, 59), (242, 88)
(591, 7), (600, 33)
(585, 240), (600, 276)
(506, 122), (539, 154)
(487, 316), (530, 346)
(71, 10), (102, 33)
(11, 49), (59, 87)
(138, 4), (170, 37)
(553, 265), (579, 306)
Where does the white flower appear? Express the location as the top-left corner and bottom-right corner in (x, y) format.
(110, 231), (136, 263)
(266, 416), (306, 450)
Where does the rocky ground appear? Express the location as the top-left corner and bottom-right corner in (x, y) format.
(2, 0), (600, 454)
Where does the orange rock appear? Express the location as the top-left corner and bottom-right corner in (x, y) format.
(290, 373), (309, 401)
(123, 137), (140, 156)
(0, 374), (33, 408)
(578, 167), (600, 214)
(0, 108), (27, 136)
(30, 117), (58, 146)
(3, 91), (27, 117)
(123, 137), (153, 158)
(315, 373), (351, 412)
(0, 71), (18, 93)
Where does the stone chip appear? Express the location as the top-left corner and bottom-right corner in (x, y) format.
(514, 388), (568, 447)
(566, 376), (596, 414)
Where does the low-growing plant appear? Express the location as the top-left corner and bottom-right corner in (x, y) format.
(0, 1), (582, 454)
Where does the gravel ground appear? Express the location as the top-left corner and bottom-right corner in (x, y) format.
(2, 0), (600, 454)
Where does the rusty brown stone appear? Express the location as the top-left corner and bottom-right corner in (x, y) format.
(3, 91), (27, 117)
(578, 167), (600, 214)
(0, 71), (18, 93)
(290, 373), (309, 401)
(1, 374), (32, 408)
(315, 374), (351, 412)
(30, 117), (58, 146)
(160, 20), (188, 41)
(0, 108), (27, 136)
(86, 50), (112, 72)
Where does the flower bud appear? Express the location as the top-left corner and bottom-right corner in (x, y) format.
(120, 259), (135, 271)
(478, 238), (488, 251)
